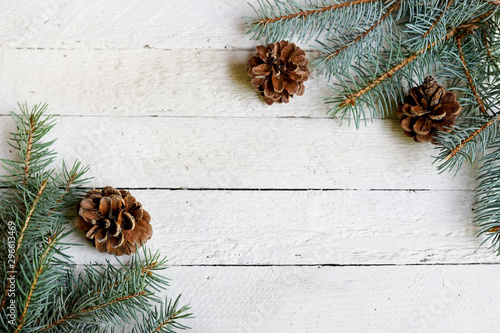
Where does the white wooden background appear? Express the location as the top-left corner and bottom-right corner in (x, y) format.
(1, 1), (500, 332)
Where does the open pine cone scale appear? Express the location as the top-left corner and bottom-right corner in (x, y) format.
(397, 76), (462, 143)
(248, 41), (310, 105)
(75, 186), (152, 256)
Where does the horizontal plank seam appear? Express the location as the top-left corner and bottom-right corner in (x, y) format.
(0, 114), (396, 120)
(72, 263), (500, 268)
(4, 46), (318, 52)
(0, 186), (472, 192)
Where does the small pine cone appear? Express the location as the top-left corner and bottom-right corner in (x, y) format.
(397, 76), (462, 143)
(248, 41), (310, 105)
(75, 186), (153, 256)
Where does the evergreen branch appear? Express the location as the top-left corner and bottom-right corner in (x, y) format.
(484, 0), (500, 6)
(132, 296), (192, 333)
(22, 113), (36, 188)
(14, 232), (59, 333)
(324, 1), (398, 62)
(40, 291), (148, 331)
(483, 29), (495, 61)
(339, 15), (488, 108)
(339, 32), (452, 107)
(257, 0), (379, 24)
(446, 114), (500, 159)
(0, 178), (49, 311)
(472, 138), (500, 253)
(247, 0), (392, 42)
(422, 0), (454, 39)
(16, 178), (49, 253)
(456, 35), (487, 113)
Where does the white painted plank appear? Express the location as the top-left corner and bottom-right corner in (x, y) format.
(0, 117), (477, 190)
(161, 265), (500, 332)
(0, 0), (262, 50)
(64, 189), (498, 266)
(0, 48), (330, 118)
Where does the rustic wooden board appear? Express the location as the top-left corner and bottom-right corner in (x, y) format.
(65, 189), (498, 266)
(0, 117), (477, 190)
(0, 48), (330, 118)
(0, 1), (494, 332)
(0, 0), (266, 50)
(160, 265), (500, 332)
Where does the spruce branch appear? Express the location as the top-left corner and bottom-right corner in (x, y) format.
(0, 176), (50, 311)
(446, 114), (500, 160)
(246, 0), (394, 42)
(456, 35), (487, 114)
(257, 0), (379, 24)
(14, 232), (60, 333)
(422, 0), (454, 39)
(0, 104), (191, 332)
(313, 0), (399, 77)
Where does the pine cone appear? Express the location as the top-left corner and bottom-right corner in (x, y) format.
(248, 41), (310, 105)
(397, 76), (462, 143)
(75, 186), (153, 256)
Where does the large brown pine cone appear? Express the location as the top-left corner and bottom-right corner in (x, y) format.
(397, 76), (462, 143)
(75, 186), (153, 256)
(248, 41), (310, 105)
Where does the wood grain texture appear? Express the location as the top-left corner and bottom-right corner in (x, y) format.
(162, 265), (500, 332)
(0, 1), (494, 332)
(0, 117), (477, 190)
(65, 189), (498, 266)
(0, 0), (259, 50)
(0, 48), (329, 117)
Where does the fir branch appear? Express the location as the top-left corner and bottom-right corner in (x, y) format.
(337, 14), (489, 109)
(246, 0), (393, 42)
(324, 1), (398, 62)
(446, 114), (500, 159)
(0, 177), (49, 311)
(484, 0), (500, 6)
(472, 137), (500, 253)
(422, 0), (454, 39)
(132, 296), (192, 333)
(257, 0), (379, 24)
(21, 113), (35, 188)
(339, 32), (452, 108)
(40, 291), (148, 331)
(456, 35), (487, 114)
(0, 104), (190, 332)
(14, 233), (59, 333)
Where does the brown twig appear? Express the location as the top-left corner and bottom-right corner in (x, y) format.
(339, 15), (490, 108)
(484, 0), (500, 6)
(153, 309), (184, 333)
(15, 234), (58, 333)
(257, 0), (379, 24)
(446, 114), (500, 159)
(325, 1), (399, 61)
(456, 35), (487, 114)
(40, 291), (147, 331)
(422, 0), (454, 38)
(484, 30), (494, 61)
(340, 30), (456, 107)
(22, 114), (37, 188)
(0, 179), (49, 310)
